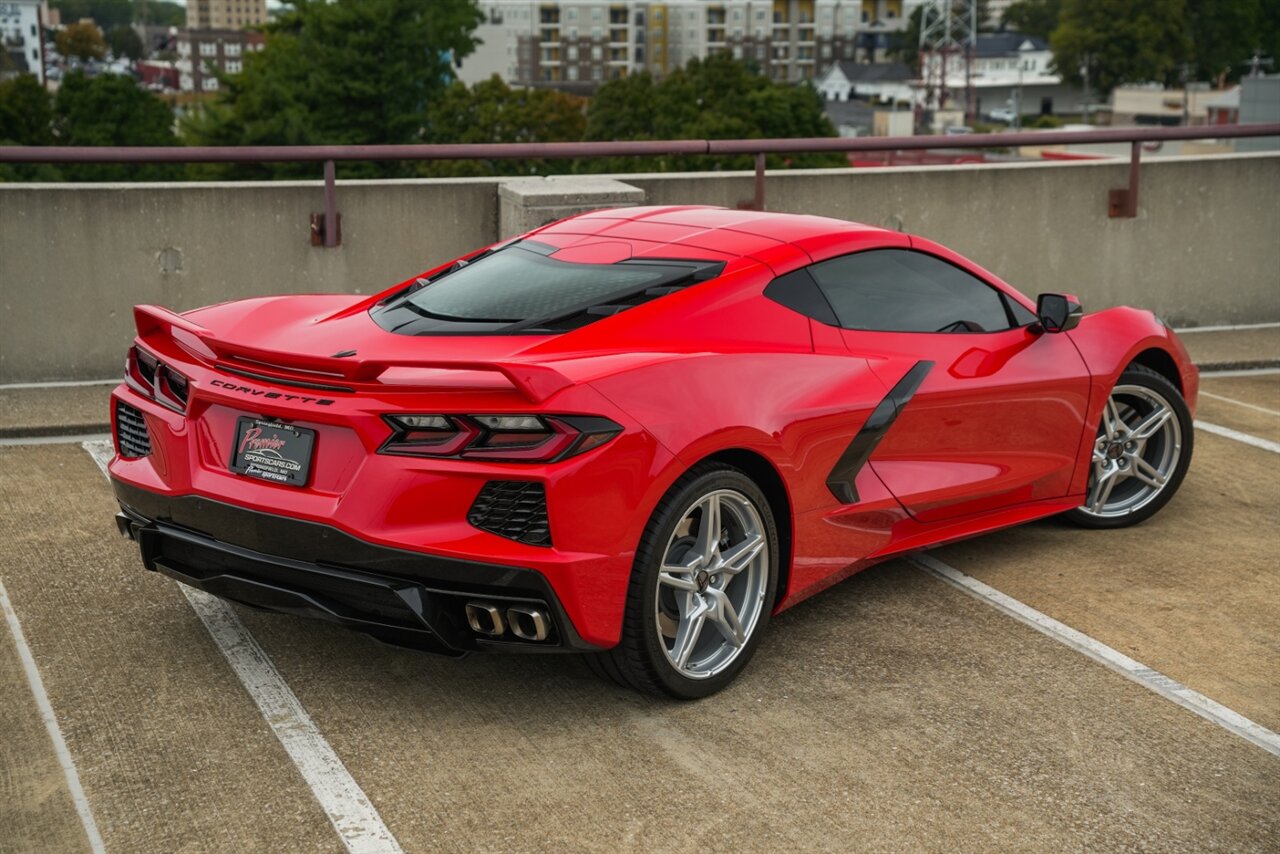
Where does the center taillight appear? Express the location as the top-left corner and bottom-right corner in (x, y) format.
(379, 414), (620, 463)
(125, 345), (190, 413)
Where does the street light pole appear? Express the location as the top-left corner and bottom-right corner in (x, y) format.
(1014, 64), (1023, 131)
(1080, 52), (1091, 125)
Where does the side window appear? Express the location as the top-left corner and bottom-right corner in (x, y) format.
(808, 249), (1021, 333)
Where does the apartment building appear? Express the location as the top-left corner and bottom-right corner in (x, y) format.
(174, 27), (263, 93)
(186, 0), (268, 31)
(458, 1), (913, 93)
(1, 0), (46, 85)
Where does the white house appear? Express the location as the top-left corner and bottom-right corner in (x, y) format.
(0, 0), (46, 85)
(815, 60), (914, 104)
(917, 33), (1085, 118)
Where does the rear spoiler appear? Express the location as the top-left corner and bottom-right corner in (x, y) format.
(132, 304), (574, 403)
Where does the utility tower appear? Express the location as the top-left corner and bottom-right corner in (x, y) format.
(918, 0), (980, 121)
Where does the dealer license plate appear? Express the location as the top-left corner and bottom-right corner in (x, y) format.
(229, 417), (315, 487)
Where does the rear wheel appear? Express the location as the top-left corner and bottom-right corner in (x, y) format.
(588, 463), (779, 699)
(1065, 364), (1193, 529)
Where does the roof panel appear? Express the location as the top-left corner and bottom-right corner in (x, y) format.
(531, 206), (893, 266)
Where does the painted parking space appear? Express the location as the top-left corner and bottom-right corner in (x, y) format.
(231, 554), (1278, 852)
(929, 429), (1280, 733)
(0, 590), (94, 854)
(0, 445), (343, 854)
(1, 371), (1277, 852)
(1197, 375), (1280, 443)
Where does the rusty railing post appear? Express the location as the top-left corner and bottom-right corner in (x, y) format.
(311, 159), (341, 247)
(323, 159), (339, 247)
(1109, 140), (1141, 218)
(754, 152), (766, 211)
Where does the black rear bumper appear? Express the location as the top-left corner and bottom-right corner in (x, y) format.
(113, 481), (595, 656)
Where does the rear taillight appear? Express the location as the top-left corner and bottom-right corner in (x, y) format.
(125, 346), (190, 413)
(380, 414), (620, 463)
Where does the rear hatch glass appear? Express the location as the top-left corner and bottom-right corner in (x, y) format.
(371, 241), (723, 335)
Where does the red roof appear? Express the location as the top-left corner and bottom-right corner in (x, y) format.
(529, 206), (891, 262)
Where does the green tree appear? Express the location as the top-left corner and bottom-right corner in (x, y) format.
(1185, 0), (1274, 83)
(1001, 0), (1062, 39)
(184, 0), (484, 179)
(1050, 0), (1192, 94)
(107, 24), (145, 60)
(56, 21), (109, 61)
(580, 54), (842, 173)
(53, 72), (180, 180)
(49, 0), (133, 31)
(0, 74), (54, 145)
(138, 1), (187, 26)
(888, 6), (925, 66)
(419, 76), (585, 177)
(0, 72), (56, 178)
(0, 75), (61, 181)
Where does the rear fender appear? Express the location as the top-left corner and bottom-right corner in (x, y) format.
(590, 352), (895, 517)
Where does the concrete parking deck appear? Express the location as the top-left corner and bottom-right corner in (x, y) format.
(2, 329), (1277, 852)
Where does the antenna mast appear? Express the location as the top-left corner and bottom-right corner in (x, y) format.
(918, 0), (979, 121)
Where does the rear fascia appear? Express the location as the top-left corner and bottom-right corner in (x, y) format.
(107, 353), (676, 648)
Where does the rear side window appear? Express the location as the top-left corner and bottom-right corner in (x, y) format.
(371, 243), (722, 335)
(808, 249), (1023, 333)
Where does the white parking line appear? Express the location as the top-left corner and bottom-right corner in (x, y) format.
(1174, 321), (1280, 333)
(1198, 391), (1280, 417)
(1194, 421), (1280, 454)
(82, 440), (404, 854)
(0, 433), (111, 447)
(1198, 367), (1280, 378)
(1, 578), (106, 854)
(0, 379), (118, 389)
(910, 554), (1280, 758)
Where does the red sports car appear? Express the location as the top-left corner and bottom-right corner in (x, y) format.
(108, 206), (1197, 698)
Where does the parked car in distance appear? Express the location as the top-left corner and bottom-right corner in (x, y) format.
(107, 207), (1198, 698)
(988, 107), (1019, 124)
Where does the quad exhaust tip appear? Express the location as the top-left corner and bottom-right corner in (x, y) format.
(464, 601), (550, 642)
(506, 605), (550, 642)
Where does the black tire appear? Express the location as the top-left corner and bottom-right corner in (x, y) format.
(1063, 363), (1193, 529)
(586, 462), (780, 699)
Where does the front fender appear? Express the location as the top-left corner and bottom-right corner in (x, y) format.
(1064, 306), (1199, 495)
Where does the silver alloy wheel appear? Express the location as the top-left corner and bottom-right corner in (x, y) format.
(655, 489), (769, 680)
(1079, 383), (1183, 519)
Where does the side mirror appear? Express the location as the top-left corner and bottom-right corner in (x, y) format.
(1035, 293), (1083, 333)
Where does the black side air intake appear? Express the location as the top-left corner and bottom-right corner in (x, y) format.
(467, 481), (552, 546)
(115, 401), (152, 458)
(826, 360), (934, 504)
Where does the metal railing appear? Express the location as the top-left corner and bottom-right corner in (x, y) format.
(3, 123), (1278, 247)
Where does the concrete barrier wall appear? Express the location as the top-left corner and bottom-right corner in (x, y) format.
(623, 153), (1280, 329)
(2, 153), (1277, 382)
(0, 178), (501, 382)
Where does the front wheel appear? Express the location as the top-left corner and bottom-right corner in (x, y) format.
(588, 463), (779, 699)
(1064, 364), (1193, 529)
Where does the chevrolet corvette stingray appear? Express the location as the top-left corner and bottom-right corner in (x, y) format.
(108, 206), (1196, 698)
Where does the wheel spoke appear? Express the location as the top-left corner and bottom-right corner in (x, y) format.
(1132, 456), (1166, 488)
(670, 605), (708, 668)
(1087, 467), (1121, 513)
(718, 533), (763, 577)
(658, 570), (699, 592)
(705, 588), (746, 648)
(1131, 407), (1172, 441)
(1104, 398), (1127, 439)
(693, 494), (722, 566)
(661, 546), (701, 573)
